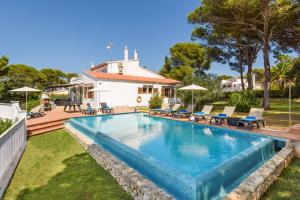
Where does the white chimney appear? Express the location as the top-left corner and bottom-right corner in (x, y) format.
(124, 46), (128, 61)
(134, 49), (138, 60)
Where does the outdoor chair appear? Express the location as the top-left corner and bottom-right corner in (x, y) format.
(81, 103), (96, 115)
(173, 104), (194, 118)
(27, 105), (45, 119)
(160, 103), (181, 116)
(237, 108), (266, 130)
(190, 105), (213, 121)
(210, 106), (236, 125)
(100, 102), (114, 114)
(149, 103), (169, 115)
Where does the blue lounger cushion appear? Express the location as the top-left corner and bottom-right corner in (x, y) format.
(194, 112), (205, 115)
(177, 110), (188, 113)
(214, 113), (228, 118)
(151, 108), (161, 111)
(242, 116), (257, 122)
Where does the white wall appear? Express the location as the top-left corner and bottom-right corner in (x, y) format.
(98, 80), (155, 107)
(92, 80), (174, 107)
(0, 102), (25, 122)
(122, 60), (163, 78)
(71, 74), (98, 108)
(105, 59), (163, 79)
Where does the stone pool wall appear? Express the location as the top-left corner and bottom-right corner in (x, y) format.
(225, 142), (296, 200)
(66, 123), (296, 200)
(65, 125), (173, 200)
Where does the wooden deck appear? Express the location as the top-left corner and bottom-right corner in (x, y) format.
(27, 106), (135, 136)
(27, 106), (86, 136)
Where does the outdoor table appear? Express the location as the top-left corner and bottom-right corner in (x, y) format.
(64, 103), (81, 113)
(227, 117), (242, 126)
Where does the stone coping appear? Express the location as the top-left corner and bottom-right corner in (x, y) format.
(225, 142), (296, 200)
(65, 124), (173, 200)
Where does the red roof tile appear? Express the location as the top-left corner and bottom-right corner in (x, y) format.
(86, 71), (180, 84)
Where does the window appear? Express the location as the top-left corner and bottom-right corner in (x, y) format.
(153, 88), (158, 94)
(84, 86), (94, 99)
(143, 87), (147, 94)
(137, 85), (154, 94)
(161, 87), (175, 98)
(148, 86), (153, 94)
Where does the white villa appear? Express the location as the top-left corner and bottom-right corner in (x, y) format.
(70, 47), (180, 108)
(221, 75), (262, 92)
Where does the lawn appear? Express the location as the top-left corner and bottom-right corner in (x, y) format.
(212, 98), (300, 129)
(262, 159), (300, 200)
(4, 129), (132, 200)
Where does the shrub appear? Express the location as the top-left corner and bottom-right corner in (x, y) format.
(49, 94), (68, 100)
(0, 119), (12, 135)
(20, 99), (40, 111)
(228, 91), (260, 112)
(149, 94), (163, 109)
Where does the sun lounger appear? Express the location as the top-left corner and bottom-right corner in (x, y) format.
(82, 103), (96, 115)
(210, 106), (236, 125)
(173, 104), (194, 118)
(100, 102), (114, 114)
(160, 103), (181, 116)
(149, 103), (169, 115)
(237, 108), (266, 130)
(27, 105), (45, 119)
(190, 105), (213, 121)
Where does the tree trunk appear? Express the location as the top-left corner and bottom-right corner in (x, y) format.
(240, 70), (245, 91)
(262, 11), (271, 109)
(247, 62), (254, 91)
(262, 39), (271, 109)
(239, 50), (245, 91)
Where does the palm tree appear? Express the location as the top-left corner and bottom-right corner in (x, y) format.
(271, 55), (294, 90)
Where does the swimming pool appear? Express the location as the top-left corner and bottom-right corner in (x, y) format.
(67, 113), (283, 200)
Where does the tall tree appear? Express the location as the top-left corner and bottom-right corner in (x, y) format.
(0, 56), (9, 76)
(159, 56), (172, 77)
(160, 43), (211, 81)
(40, 68), (67, 86)
(188, 0), (300, 108)
(271, 54), (294, 90)
(65, 73), (78, 83)
(188, 5), (261, 91)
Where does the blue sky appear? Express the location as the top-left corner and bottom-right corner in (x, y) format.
(0, 0), (280, 76)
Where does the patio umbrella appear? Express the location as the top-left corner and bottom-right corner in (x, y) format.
(9, 86), (41, 112)
(178, 84), (208, 113)
(40, 92), (50, 99)
(88, 87), (110, 109)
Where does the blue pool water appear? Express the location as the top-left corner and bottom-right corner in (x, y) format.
(67, 113), (281, 200)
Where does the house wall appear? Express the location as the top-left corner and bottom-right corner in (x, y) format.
(71, 74), (175, 108)
(70, 74), (98, 108)
(97, 80), (174, 107)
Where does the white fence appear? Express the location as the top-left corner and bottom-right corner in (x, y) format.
(0, 102), (26, 122)
(0, 118), (27, 198)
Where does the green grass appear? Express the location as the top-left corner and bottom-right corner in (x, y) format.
(4, 129), (132, 200)
(213, 98), (300, 128)
(262, 159), (300, 200)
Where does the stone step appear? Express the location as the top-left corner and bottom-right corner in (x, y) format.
(27, 120), (65, 131)
(27, 117), (68, 127)
(28, 124), (65, 136)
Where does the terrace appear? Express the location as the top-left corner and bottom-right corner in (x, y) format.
(1, 100), (300, 200)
